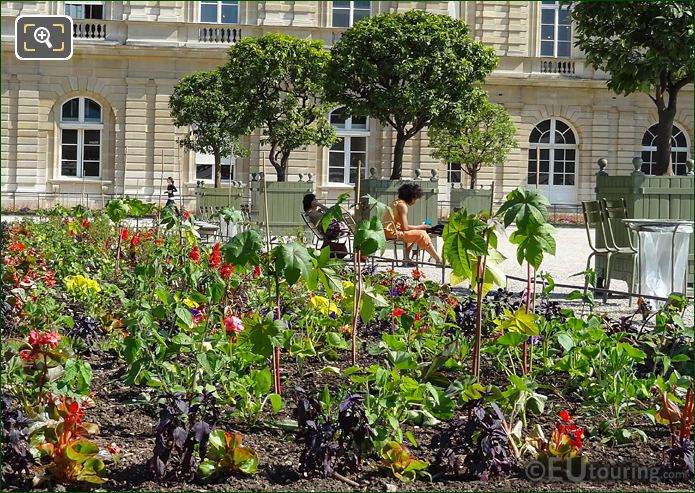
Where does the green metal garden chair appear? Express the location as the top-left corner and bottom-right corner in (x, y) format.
(581, 200), (616, 302)
(600, 198), (638, 302)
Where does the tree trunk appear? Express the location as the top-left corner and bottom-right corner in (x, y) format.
(268, 146), (288, 182)
(390, 133), (407, 180)
(468, 165), (478, 190)
(275, 165), (287, 182)
(652, 86), (679, 176)
(654, 106), (677, 176)
(214, 150), (222, 188)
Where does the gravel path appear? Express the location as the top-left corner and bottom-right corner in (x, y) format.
(382, 225), (694, 325)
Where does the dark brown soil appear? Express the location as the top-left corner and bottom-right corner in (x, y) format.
(6, 345), (693, 492)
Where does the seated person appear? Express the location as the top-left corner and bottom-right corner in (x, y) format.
(303, 194), (350, 258)
(383, 183), (443, 266)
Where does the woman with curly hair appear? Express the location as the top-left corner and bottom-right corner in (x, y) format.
(383, 183), (442, 266)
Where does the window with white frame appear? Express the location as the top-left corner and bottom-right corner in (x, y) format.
(447, 163), (462, 184)
(641, 124), (691, 175)
(200, 0), (239, 24)
(332, 1), (371, 28)
(528, 119), (577, 186)
(64, 2), (104, 19)
(540, 1), (571, 57)
(328, 108), (368, 185)
(60, 97), (102, 178)
(195, 152), (235, 182)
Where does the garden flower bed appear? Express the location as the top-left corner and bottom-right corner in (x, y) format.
(1, 196), (693, 492)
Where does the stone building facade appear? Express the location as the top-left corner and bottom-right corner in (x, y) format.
(1, 1), (693, 209)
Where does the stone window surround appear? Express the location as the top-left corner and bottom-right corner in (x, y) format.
(326, 107), (370, 186)
(527, 118), (578, 188)
(58, 96), (104, 179)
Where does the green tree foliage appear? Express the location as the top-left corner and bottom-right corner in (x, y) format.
(570, 1), (693, 175)
(326, 11), (497, 180)
(223, 34), (336, 182)
(430, 100), (518, 189)
(169, 69), (247, 188)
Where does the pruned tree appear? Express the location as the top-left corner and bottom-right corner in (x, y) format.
(325, 10), (498, 180)
(570, 1), (693, 175)
(169, 69), (247, 188)
(223, 33), (336, 182)
(430, 100), (518, 189)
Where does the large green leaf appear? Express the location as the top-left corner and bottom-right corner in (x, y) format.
(495, 308), (540, 336)
(221, 230), (263, 268)
(238, 314), (283, 358)
(105, 199), (129, 224)
(509, 222), (556, 269)
(274, 242), (312, 286)
(495, 188), (549, 229)
(307, 247), (344, 296)
(321, 192), (350, 232)
(354, 216), (386, 256)
(65, 440), (99, 462)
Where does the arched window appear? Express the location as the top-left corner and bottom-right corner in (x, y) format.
(528, 119), (578, 204)
(640, 124), (691, 175)
(328, 107), (368, 185)
(59, 97), (102, 178)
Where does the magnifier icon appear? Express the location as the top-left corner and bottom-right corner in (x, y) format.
(33, 27), (53, 49)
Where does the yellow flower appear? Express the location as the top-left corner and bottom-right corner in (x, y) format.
(65, 274), (101, 294)
(309, 295), (342, 317)
(182, 298), (199, 309)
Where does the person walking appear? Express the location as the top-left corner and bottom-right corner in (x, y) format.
(165, 177), (180, 215)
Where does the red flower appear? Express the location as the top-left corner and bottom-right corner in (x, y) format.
(19, 349), (38, 362)
(64, 399), (85, 426)
(559, 410), (572, 423)
(392, 308), (405, 318)
(183, 211), (191, 220)
(220, 263), (234, 279)
(107, 443), (122, 455)
(253, 265), (262, 278)
(189, 246), (200, 263)
(82, 219), (91, 229)
(28, 330), (42, 346)
(42, 331), (62, 349)
(155, 239), (164, 246)
(412, 269), (426, 281)
(414, 314), (421, 321)
(209, 243), (221, 269)
(166, 257), (172, 264)
(9, 242), (24, 252)
(120, 228), (129, 241)
(130, 233), (140, 249)
(224, 315), (245, 334)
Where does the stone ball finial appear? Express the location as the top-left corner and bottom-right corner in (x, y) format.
(686, 159), (694, 175)
(413, 169), (422, 179)
(596, 158), (608, 176)
(307, 173), (314, 182)
(369, 167), (377, 178)
(430, 169), (439, 182)
(298, 173), (304, 182)
(631, 157), (644, 175)
(251, 173), (258, 182)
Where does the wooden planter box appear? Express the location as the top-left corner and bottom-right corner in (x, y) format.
(595, 168), (694, 288)
(358, 173), (439, 225)
(450, 187), (493, 215)
(195, 185), (245, 215)
(251, 179), (314, 238)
